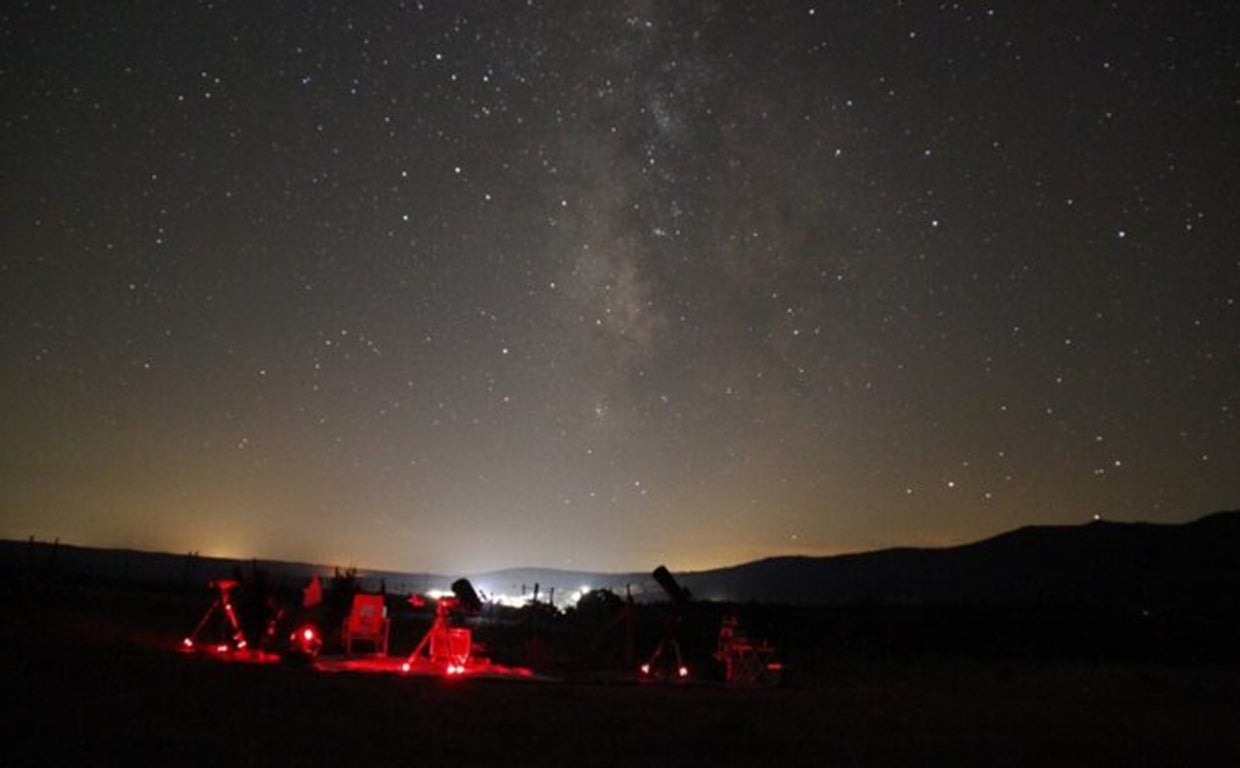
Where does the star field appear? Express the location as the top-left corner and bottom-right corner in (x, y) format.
(3, 2), (1237, 573)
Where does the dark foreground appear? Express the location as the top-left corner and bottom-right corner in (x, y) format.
(4, 588), (1239, 767)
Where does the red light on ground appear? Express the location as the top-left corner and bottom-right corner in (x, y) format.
(677, 666), (689, 678)
(289, 625), (321, 658)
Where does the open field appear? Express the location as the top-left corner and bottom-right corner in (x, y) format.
(4, 586), (1239, 766)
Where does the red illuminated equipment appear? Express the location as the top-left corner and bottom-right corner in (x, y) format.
(182, 579), (248, 653)
(714, 615), (782, 686)
(403, 578), (481, 674)
(342, 593), (390, 655)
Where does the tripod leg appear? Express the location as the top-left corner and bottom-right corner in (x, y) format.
(185, 597), (221, 646)
(221, 596), (247, 648)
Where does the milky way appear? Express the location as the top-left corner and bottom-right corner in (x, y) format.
(3, 2), (1236, 572)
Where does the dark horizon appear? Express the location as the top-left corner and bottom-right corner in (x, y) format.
(8, 508), (1236, 608)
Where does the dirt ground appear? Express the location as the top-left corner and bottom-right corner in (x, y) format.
(4, 587), (1239, 766)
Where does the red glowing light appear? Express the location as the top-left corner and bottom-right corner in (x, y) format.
(677, 666), (689, 678)
(640, 663), (651, 675)
(288, 624), (322, 659)
(182, 638), (194, 648)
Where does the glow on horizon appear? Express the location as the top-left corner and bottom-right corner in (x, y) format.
(3, 3), (1235, 577)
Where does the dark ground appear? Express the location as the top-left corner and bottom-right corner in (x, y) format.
(3, 585), (1239, 767)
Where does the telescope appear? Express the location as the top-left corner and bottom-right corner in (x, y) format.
(640, 565), (690, 681)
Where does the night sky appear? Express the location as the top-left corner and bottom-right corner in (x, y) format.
(4, 2), (1237, 574)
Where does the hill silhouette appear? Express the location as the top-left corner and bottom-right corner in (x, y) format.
(3, 510), (1237, 611)
(674, 510), (1239, 611)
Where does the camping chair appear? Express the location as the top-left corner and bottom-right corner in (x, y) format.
(342, 593), (390, 655)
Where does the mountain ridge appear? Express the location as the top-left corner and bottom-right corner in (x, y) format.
(3, 509), (1236, 607)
